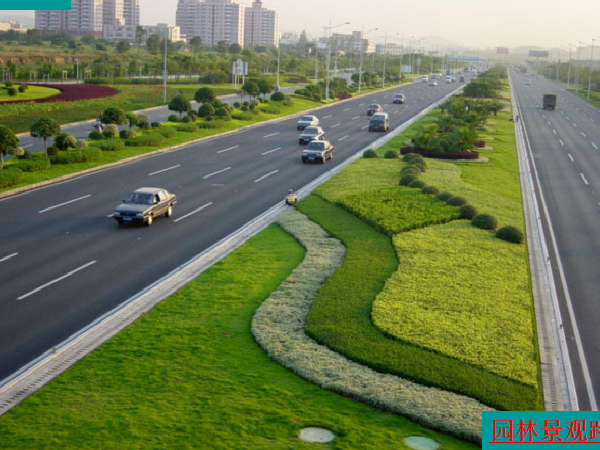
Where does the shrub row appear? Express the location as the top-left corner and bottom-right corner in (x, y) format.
(15, 157), (51, 172)
(93, 140), (124, 151)
(125, 132), (166, 147)
(50, 148), (102, 164)
(0, 167), (24, 188)
(401, 148), (480, 160)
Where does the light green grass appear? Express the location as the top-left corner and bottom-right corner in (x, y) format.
(0, 224), (474, 450)
(0, 85), (61, 102)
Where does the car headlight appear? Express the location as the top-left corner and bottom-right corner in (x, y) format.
(113, 211), (121, 216)
(136, 213), (143, 217)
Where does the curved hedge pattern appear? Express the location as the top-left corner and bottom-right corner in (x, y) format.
(0, 84), (118, 105)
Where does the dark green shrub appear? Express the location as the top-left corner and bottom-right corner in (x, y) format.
(446, 196), (468, 207)
(422, 186), (440, 195)
(151, 122), (161, 129)
(240, 105), (249, 112)
(215, 107), (229, 117)
(47, 146), (59, 156)
(409, 160), (427, 172)
(233, 102), (241, 108)
(16, 157), (51, 172)
(205, 115), (214, 121)
(7, 87), (17, 96)
(313, 93), (322, 101)
(175, 124), (199, 133)
(384, 150), (398, 159)
(401, 166), (422, 177)
(187, 112), (198, 122)
(181, 115), (192, 123)
(496, 226), (524, 244)
(94, 139), (124, 151)
(232, 112), (254, 121)
(55, 132), (77, 150)
(407, 180), (427, 189)
(459, 204), (478, 219)
(402, 153), (423, 163)
(197, 120), (225, 129)
(50, 155), (69, 164)
(157, 126), (176, 138)
(262, 105), (281, 115)
(18, 85), (27, 93)
(168, 114), (180, 122)
(124, 133), (165, 147)
(472, 213), (498, 230)
(436, 192), (453, 202)
(5, 81), (13, 87)
(0, 167), (24, 188)
(363, 149), (377, 158)
(17, 150), (32, 159)
(88, 130), (103, 140)
(262, 98), (270, 104)
(102, 124), (119, 138)
(270, 91), (285, 101)
(119, 129), (136, 139)
(399, 174), (418, 186)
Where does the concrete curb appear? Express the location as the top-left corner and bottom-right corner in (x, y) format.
(0, 82), (461, 416)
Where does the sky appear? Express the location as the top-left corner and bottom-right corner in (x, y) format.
(3, 0), (599, 49)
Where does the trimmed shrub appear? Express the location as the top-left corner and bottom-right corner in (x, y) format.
(459, 204), (478, 220)
(5, 82), (13, 87)
(187, 111), (198, 122)
(197, 120), (225, 129)
(446, 196), (468, 207)
(496, 226), (524, 244)
(233, 102), (241, 108)
(94, 139), (124, 151)
(409, 160), (427, 172)
(205, 115), (214, 121)
(407, 180), (427, 189)
(75, 139), (88, 149)
(436, 192), (453, 202)
(119, 129), (136, 139)
(16, 157), (51, 172)
(422, 186), (440, 196)
(18, 150), (32, 159)
(88, 130), (103, 140)
(363, 149), (377, 158)
(7, 87), (17, 96)
(249, 99), (259, 108)
(401, 166), (422, 177)
(181, 115), (192, 123)
(175, 124), (199, 133)
(270, 91), (285, 101)
(0, 167), (24, 188)
(262, 105), (281, 115)
(102, 124), (119, 138)
(262, 98), (270, 104)
(124, 132), (165, 147)
(157, 126), (176, 138)
(399, 174), (418, 186)
(232, 112), (254, 121)
(18, 85), (27, 93)
(282, 97), (294, 107)
(384, 150), (398, 159)
(403, 153), (424, 163)
(215, 107), (229, 117)
(472, 213), (498, 231)
(240, 105), (249, 112)
(46, 146), (59, 156)
(168, 114), (180, 122)
(55, 132), (76, 150)
(151, 122), (161, 129)
(50, 148), (102, 164)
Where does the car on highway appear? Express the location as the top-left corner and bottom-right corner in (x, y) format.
(525, 78), (531, 85)
(367, 104), (383, 116)
(296, 115), (319, 131)
(429, 79), (438, 86)
(113, 187), (177, 226)
(302, 140), (334, 164)
(459, 75), (465, 83)
(393, 93), (406, 104)
(421, 75), (429, 83)
(451, 76), (456, 82)
(445, 76), (451, 84)
(298, 126), (325, 145)
(368, 112), (390, 132)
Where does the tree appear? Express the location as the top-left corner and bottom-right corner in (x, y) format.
(101, 107), (126, 125)
(168, 95), (191, 117)
(0, 125), (21, 170)
(81, 35), (95, 45)
(189, 36), (203, 54)
(55, 132), (76, 151)
(215, 40), (228, 53)
(241, 81), (259, 98)
(194, 87), (216, 104)
(135, 25), (147, 46)
(257, 79), (273, 98)
(30, 118), (60, 155)
(146, 34), (160, 54)
(116, 41), (131, 53)
(228, 43), (242, 54)
(125, 113), (139, 129)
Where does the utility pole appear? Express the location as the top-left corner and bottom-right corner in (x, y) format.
(587, 39), (596, 101)
(163, 27), (168, 104)
(575, 41), (582, 94)
(276, 34), (281, 87)
(567, 45), (572, 87)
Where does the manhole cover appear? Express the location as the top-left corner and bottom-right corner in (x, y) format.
(403, 436), (440, 450)
(299, 427), (335, 443)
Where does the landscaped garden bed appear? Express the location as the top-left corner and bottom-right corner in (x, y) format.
(0, 83), (118, 104)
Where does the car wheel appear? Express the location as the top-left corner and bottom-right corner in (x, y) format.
(165, 204), (173, 218)
(146, 215), (153, 227)
(321, 157), (326, 164)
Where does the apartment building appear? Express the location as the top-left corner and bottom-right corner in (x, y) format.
(330, 31), (375, 54)
(176, 0), (244, 47)
(376, 42), (404, 56)
(244, 0), (278, 48)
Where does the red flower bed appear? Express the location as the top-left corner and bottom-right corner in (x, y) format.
(401, 147), (480, 160)
(0, 84), (118, 105)
(337, 92), (353, 100)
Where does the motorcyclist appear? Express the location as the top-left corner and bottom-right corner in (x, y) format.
(285, 189), (297, 205)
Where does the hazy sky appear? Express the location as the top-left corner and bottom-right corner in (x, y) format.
(5, 0), (599, 48)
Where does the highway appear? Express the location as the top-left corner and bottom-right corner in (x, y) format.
(0, 76), (467, 382)
(511, 72), (600, 410)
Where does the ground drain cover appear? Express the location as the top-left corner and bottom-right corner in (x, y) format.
(404, 436), (440, 450)
(299, 427), (335, 443)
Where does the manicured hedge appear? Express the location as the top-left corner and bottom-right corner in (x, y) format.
(125, 132), (166, 147)
(175, 124), (199, 133)
(0, 167), (24, 188)
(15, 157), (51, 172)
(156, 126), (176, 138)
(401, 148), (480, 160)
(49, 148), (102, 164)
(92, 140), (125, 151)
(197, 120), (226, 129)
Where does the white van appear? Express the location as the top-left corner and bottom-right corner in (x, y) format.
(421, 75), (428, 83)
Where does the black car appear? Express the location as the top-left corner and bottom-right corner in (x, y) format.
(367, 104), (383, 116)
(302, 140), (334, 164)
(298, 126), (325, 145)
(368, 113), (390, 132)
(112, 187), (177, 226)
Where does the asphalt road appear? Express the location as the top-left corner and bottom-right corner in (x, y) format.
(0, 75), (468, 382)
(511, 72), (600, 410)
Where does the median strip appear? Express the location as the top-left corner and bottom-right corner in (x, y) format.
(174, 202), (213, 223)
(38, 195), (92, 214)
(17, 261), (97, 301)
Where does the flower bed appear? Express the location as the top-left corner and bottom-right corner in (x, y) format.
(401, 147), (480, 160)
(0, 84), (118, 105)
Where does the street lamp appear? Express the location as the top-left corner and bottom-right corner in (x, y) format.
(162, 27), (169, 104)
(566, 44), (573, 87)
(587, 38), (597, 101)
(323, 19), (350, 101)
(276, 34), (281, 87)
(575, 41), (583, 94)
(358, 26), (378, 92)
(381, 31), (400, 88)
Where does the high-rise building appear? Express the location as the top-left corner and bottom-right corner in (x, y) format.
(244, 0), (278, 48)
(176, 0), (245, 47)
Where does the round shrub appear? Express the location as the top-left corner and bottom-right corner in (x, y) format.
(187, 111), (198, 122)
(175, 124), (199, 133)
(436, 192), (453, 202)
(270, 91), (285, 102)
(363, 149), (377, 158)
(0, 167), (24, 188)
(402, 153), (424, 163)
(399, 174), (418, 186)
(459, 204), (478, 220)
(422, 186), (440, 196)
(240, 105), (249, 112)
(220, 113), (232, 121)
(124, 132), (165, 147)
(18, 85), (27, 93)
(55, 132), (77, 150)
(119, 129), (136, 139)
(102, 124), (119, 138)
(215, 107), (229, 118)
(88, 130), (103, 140)
(18, 150), (32, 159)
(94, 139), (124, 151)
(181, 115), (192, 123)
(233, 102), (241, 108)
(168, 114), (180, 123)
(249, 99), (259, 108)
(5, 81), (13, 88)
(472, 214), (498, 231)
(408, 160), (427, 172)
(151, 122), (161, 129)
(243, 101), (249, 107)
(408, 180), (427, 189)
(75, 139), (88, 149)
(384, 150), (398, 159)
(46, 146), (59, 156)
(446, 196), (468, 207)
(213, 99), (224, 108)
(496, 226), (524, 244)
(401, 166), (422, 177)
(262, 98), (270, 104)
(205, 115), (214, 121)
(157, 126), (176, 138)
(7, 87), (17, 96)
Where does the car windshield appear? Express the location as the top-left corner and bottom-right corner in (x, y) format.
(301, 116), (314, 121)
(307, 142), (325, 150)
(304, 128), (318, 135)
(395, 95), (403, 98)
(125, 192), (153, 205)
(369, 105), (379, 109)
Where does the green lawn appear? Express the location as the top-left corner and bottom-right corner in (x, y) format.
(0, 224), (474, 450)
(0, 85), (60, 102)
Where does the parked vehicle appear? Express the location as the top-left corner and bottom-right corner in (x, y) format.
(302, 140), (334, 164)
(113, 187), (177, 226)
(367, 104), (383, 116)
(393, 93), (406, 104)
(368, 113), (390, 132)
(297, 115), (319, 131)
(543, 94), (557, 110)
(298, 126), (325, 145)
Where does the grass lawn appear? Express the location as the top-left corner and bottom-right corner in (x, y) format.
(566, 86), (600, 108)
(0, 85), (61, 102)
(0, 224), (474, 450)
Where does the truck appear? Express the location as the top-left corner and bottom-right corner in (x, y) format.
(543, 94), (557, 110)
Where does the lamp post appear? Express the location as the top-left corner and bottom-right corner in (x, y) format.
(381, 32), (399, 88)
(276, 33), (281, 88)
(575, 41), (583, 94)
(566, 44), (572, 87)
(138, 59), (142, 78)
(398, 35), (405, 83)
(74, 58), (78, 83)
(162, 26), (168, 104)
(587, 38), (596, 101)
(324, 19), (350, 101)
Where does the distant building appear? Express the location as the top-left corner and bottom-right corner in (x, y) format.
(330, 31), (375, 54)
(0, 20), (26, 32)
(176, 0), (244, 47)
(244, 0), (278, 48)
(376, 42), (403, 56)
(143, 23), (182, 42)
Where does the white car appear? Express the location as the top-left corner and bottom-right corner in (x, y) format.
(421, 75), (429, 83)
(297, 115), (319, 131)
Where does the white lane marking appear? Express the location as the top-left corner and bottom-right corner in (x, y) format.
(174, 202), (213, 223)
(393, 110), (399, 115)
(263, 132), (280, 138)
(38, 195), (91, 214)
(547, 120), (551, 126)
(573, 123), (578, 128)
(17, 260), (97, 300)
(351, 116), (360, 120)
(0, 253), (18, 263)
(343, 107), (352, 112)
(581, 173), (589, 185)
(22, 144), (33, 149)
(566, 116), (570, 120)
(322, 114), (333, 119)
(106, 214), (114, 218)
(358, 103), (365, 106)
(581, 132), (586, 138)
(568, 153), (574, 162)
(217, 145), (239, 154)
(203, 167), (231, 179)
(338, 135), (349, 141)
(254, 170), (279, 183)
(261, 147), (282, 155)
(593, 143), (598, 150)
(148, 165), (181, 177)
(559, 139), (564, 147)
(331, 123), (341, 128)
(552, 129), (557, 135)
(361, 124), (369, 130)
